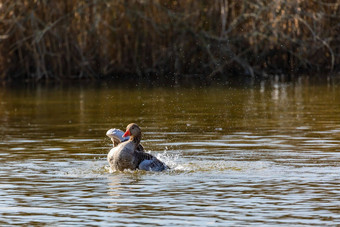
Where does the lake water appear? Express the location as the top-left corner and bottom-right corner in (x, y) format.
(1, 78), (340, 226)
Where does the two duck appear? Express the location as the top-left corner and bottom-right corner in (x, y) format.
(106, 123), (169, 172)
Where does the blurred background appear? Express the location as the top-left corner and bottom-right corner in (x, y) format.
(0, 0), (339, 82)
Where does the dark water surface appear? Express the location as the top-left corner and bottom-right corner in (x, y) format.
(1, 79), (340, 226)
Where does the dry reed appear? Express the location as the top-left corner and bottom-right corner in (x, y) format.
(0, 0), (339, 81)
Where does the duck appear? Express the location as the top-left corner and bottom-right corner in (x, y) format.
(107, 123), (169, 172)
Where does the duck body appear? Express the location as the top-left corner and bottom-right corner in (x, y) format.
(107, 140), (139, 171)
(106, 124), (169, 172)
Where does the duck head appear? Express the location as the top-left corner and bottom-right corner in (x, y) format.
(123, 123), (141, 139)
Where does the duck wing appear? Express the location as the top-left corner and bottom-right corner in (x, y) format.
(134, 150), (169, 171)
(106, 128), (129, 146)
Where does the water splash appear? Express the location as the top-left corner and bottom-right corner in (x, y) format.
(153, 150), (275, 174)
(154, 150), (181, 169)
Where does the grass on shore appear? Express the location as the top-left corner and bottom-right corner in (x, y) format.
(0, 0), (339, 81)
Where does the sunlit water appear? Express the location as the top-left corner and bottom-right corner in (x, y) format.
(1, 78), (340, 225)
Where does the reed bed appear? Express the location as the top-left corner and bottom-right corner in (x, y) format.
(0, 0), (339, 81)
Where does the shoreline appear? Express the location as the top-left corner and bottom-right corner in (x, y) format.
(2, 73), (340, 88)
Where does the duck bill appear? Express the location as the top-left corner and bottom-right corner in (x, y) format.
(123, 130), (131, 137)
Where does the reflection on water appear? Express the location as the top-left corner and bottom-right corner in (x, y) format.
(1, 78), (340, 225)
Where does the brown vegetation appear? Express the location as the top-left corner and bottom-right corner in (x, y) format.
(0, 0), (339, 81)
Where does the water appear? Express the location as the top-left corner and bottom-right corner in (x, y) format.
(1, 78), (340, 226)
